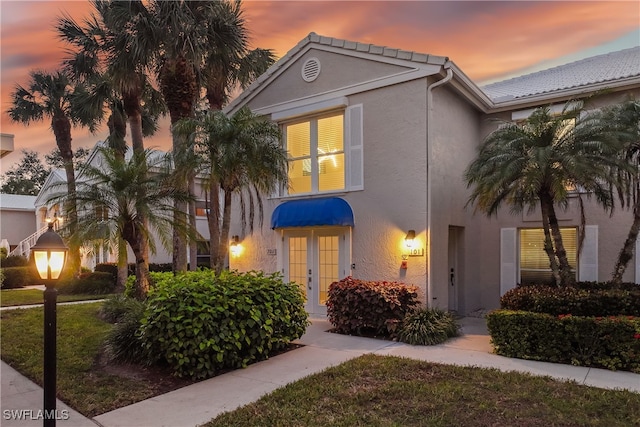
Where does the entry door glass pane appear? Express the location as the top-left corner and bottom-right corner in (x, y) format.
(288, 237), (307, 299)
(318, 235), (339, 305)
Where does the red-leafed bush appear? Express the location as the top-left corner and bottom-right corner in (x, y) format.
(327, 277), (419, 337)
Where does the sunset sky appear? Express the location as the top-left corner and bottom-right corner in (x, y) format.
(1, 0), (639, 173)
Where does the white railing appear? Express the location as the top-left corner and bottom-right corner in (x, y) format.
(8, 224), (51, 259)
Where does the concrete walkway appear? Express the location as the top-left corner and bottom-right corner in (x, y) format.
(2, 317), (639, 427)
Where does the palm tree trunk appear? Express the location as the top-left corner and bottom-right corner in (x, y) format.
(215, 190), (232, 275)
(188, 177), (197, 271)
(612, 201), (640, 284)
(116, 237), (128, 293)
(541, 191), (575, 287)
(539, 193), (561, 285)
(52, 114), (81, 277)
(207, 182), (221, 270)
(125, 231), (150, 300)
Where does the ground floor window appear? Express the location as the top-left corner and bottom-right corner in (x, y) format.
(519, 227), (577, 284)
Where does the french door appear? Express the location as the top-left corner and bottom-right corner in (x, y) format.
(283, 228), (350, 315)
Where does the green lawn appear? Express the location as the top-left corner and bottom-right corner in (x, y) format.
(0, 289), (112, 307)
(207, 354), (640, 427)
(3, 303), (639, 426)
(0, 303), (191, 417)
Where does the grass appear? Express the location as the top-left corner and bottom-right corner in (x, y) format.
(3, 305), (639, 425)
(207, 354), (640, 427)
(0, 289), (112, 307)
(0, 303), (190, 417)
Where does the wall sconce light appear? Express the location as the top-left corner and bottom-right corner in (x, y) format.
(405, 230), (416, 249)
(230, 235), (242, 257)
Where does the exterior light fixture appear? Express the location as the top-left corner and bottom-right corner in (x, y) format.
(30, 222), (68, 427)
(405, 230), (416, 248)
(230, 235), (242, 257)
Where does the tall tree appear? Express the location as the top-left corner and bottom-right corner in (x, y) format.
(58, 1), (165, 285)
(465, 103), (627, 286)
(199, 0), (276, 268)
(177, 107), (287, 274)
(149, 0), (206, 272)
(0, 150), (50, 195)
(607, 99), (640, 283)
(50, 147), (192, 299)
(8, 70), (100, 275)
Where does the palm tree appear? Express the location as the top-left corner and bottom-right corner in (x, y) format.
(147, 0), (205, 272)
(8, 70), (100, 276)
(57, 0), (161, 155)
(50, 147), (192, 299)
(177, 107), (287, 274)
(465, 103), (626, 286)
(607, 99), (640, 284)
(58, 1), (165, 285)
(198, 0), (276, 269)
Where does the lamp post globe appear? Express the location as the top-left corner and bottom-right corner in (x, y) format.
(31, 222), (68, 427)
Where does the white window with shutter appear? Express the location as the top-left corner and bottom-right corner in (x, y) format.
(519, 227), (577, 285)
(282, 104), (363, 196)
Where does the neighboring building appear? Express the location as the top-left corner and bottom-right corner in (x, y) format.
(0, 193), (37, 254)
(34, 141), (212, 270)
(1, 134), (14, 159)
(222, 33), (640, 316)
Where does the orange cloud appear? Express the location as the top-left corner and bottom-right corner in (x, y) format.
(1, 1), (638, 172)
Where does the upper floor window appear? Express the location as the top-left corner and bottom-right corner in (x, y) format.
(285, 112), (345, 195)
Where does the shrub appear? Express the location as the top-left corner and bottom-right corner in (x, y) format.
(100, 294), (146, 323)
(500, 285), (640, 316)
(0, 267), (36, 289)
(487, 310), (640, 373)
(0, 247), (7, 259)
(95, 263), (119, 281)
(0, 255), (29, 268)
(327, 277), (419, 337)
(103, 296), (148, 363)
(139, 270), (309, 379)
(398, 308), (460, 345)
(57, 272), (116, 295)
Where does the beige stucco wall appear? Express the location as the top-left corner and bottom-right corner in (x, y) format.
(428, 84), (482, 313)
(249, 48), (415, 111)
(0, 210), (36, 248)
(228, 52), (432, 301)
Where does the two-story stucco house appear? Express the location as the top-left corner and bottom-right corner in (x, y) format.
(224, 33), (640, 316)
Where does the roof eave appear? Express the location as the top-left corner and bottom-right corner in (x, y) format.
(487, 76), (640, 113)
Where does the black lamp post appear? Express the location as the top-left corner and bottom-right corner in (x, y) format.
(31, 221), (68, 427)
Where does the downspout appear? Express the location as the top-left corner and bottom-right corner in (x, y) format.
(426, 62), (453, 308)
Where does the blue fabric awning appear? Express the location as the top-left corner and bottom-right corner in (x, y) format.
(271, 197), (354, 229)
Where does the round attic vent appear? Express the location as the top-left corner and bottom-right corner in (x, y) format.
(301, 57), (321, 82)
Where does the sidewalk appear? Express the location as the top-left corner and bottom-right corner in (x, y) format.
(2, 317), (639, 427)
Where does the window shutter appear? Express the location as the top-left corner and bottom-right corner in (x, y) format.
(500, 228), (517, 295)
(579, 225), (598, 282)
(345, 104), (363, 191)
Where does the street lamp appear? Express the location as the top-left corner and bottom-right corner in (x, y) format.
(31, 221), (68, 427)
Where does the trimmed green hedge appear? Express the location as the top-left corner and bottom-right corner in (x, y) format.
(0, 266), (36, 289)
(501, 285), (640, 316)
(57, 272), (116, 295)
(327, 277), (419, 337)
(487, 310), (640, 373)
(139, 270), (309, 379)
(0, 255), (29, 268)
